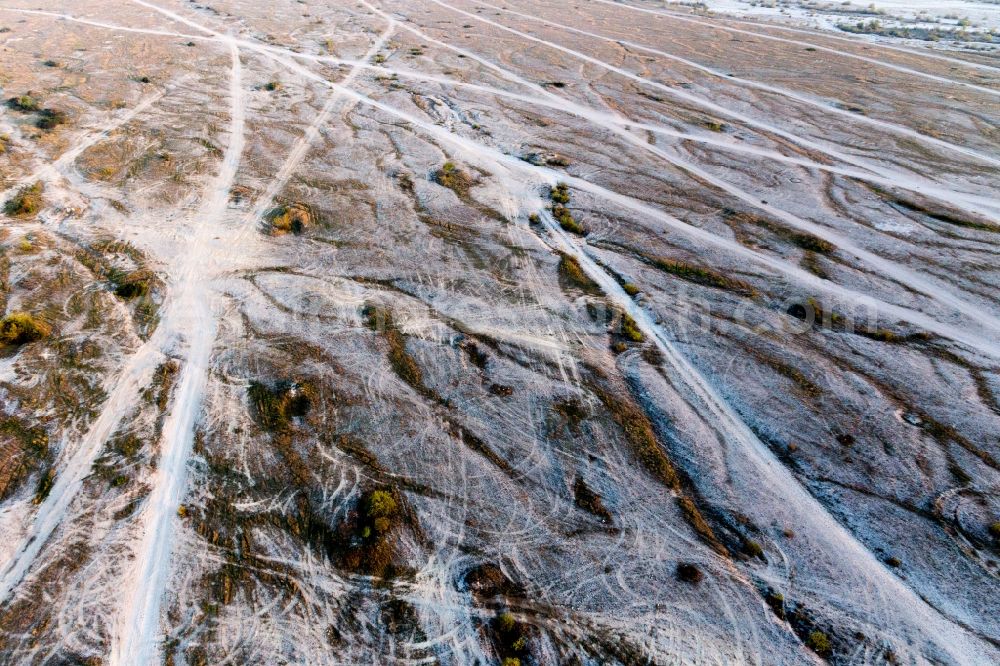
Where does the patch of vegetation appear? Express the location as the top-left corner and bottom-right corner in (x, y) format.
(0, 311), (51, 345)
(742, 539), (764, 559)
(364, 305), (432, 398)
(557, 252), (600, 295)
(110, 269), (155, 299)
(573, 476), (612, 523)
(263, 81), (281, 91)
(7, 94), (40, 112)
(989, 521), (1000, 540)
(591, 384), (678, 490)
(872, 187), (999, 233)
(4, 182), (44, 218)
(550, 183), (570, 205)
(247, 380), (315, 432)
(765, 590), (785, 619)
(433, 161), (474, 197)
(806, 630), (831, 656)
(648, 255), (756, 297)
(553, 205), (583, 234)
(144, 360), (180, 412)
(676, 562), (702, 583)
(0, 417), (50, 498)
(268, 203), (312, 234)
(619, 312), (643, 342)
(723, 210), (836, 254)
(33, 468), (55, 504)
(487, 611), (532, 666)
(36, 108), (68, 130)
(43, 60), (60, 68)
(0, 134), (9, 154)
(622, 282), (639, 296)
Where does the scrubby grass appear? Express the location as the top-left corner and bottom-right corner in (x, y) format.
(4, 182), (44, 218)
(620, 312), (643, 342)
(806, 630), (831, 656)
(557, 252), (600, 295)
(550, 183), (570, 204)
(553, 205), (583, 234)
(676, 562), (703, 583)
(433, 162), (473, 197)
(0, 312), (51, 345)
(247, 380), (314, 431)
(7, 94), (40, 112)
(36, 108), (68, 130)
(649, 256), (756, 297)
(110, 269), (155, 299)
(573, 476), (612, 523)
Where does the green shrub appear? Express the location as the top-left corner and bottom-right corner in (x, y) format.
(7, 94), (40, 112)
(806, 630), (831, 655)
(743, 539), (764, 558)
(0, 312), (52, 345)
(4, 182), (44, 217)
(550, 183), (570, 204)
(364, 489), (398, 535)
(988, 521), (1000, 539)
(433, 162), (473, 197)
(557, 253), (600, 294)
(622, 282), (639, 296)
(650, 256), (755, 297)
(620, 312), (643, 342)
(36, 108), (68, 130)
(111, 269), (155, 299)
(553, 205), (583, 234)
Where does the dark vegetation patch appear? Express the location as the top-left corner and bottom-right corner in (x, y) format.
(573, 475), (612, 523)
(724, 209), (836, 254)
(247, 379), (315, 432)
(110, 269), (156, 299)
(36, 108), (68, 131)
(0, 417), (50, 502)
(556, 252), (600, 295)
(644, 253), (756, 297)
(433, 161), (474, 198)
(0, 311), (51, 345)
(4, 182), (44, 218)
(676, 562), (702, 583)
(484, 612), (535, 666)
(588, 373), (727, 555)
(6, 93), (40, 112)
(786, 297), (931, 345)
(871, 186), (999, 233)
(143, 360), (180, 412)
(268, 203), (312, 234)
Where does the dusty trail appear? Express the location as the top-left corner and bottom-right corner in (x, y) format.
(275, 47), (1000, 344)
(485, 0), (1000, 170)
(109, 42), (246, 666)
(0, 90), (175, 606)
(357, 1), (1000, 350)
(180, 25), (1000, 654)
(223, 30), (1000, 359)
(0, 90), (169, 204)
(425, 0), (1000, 220)
(589, 0), (1000, 97)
